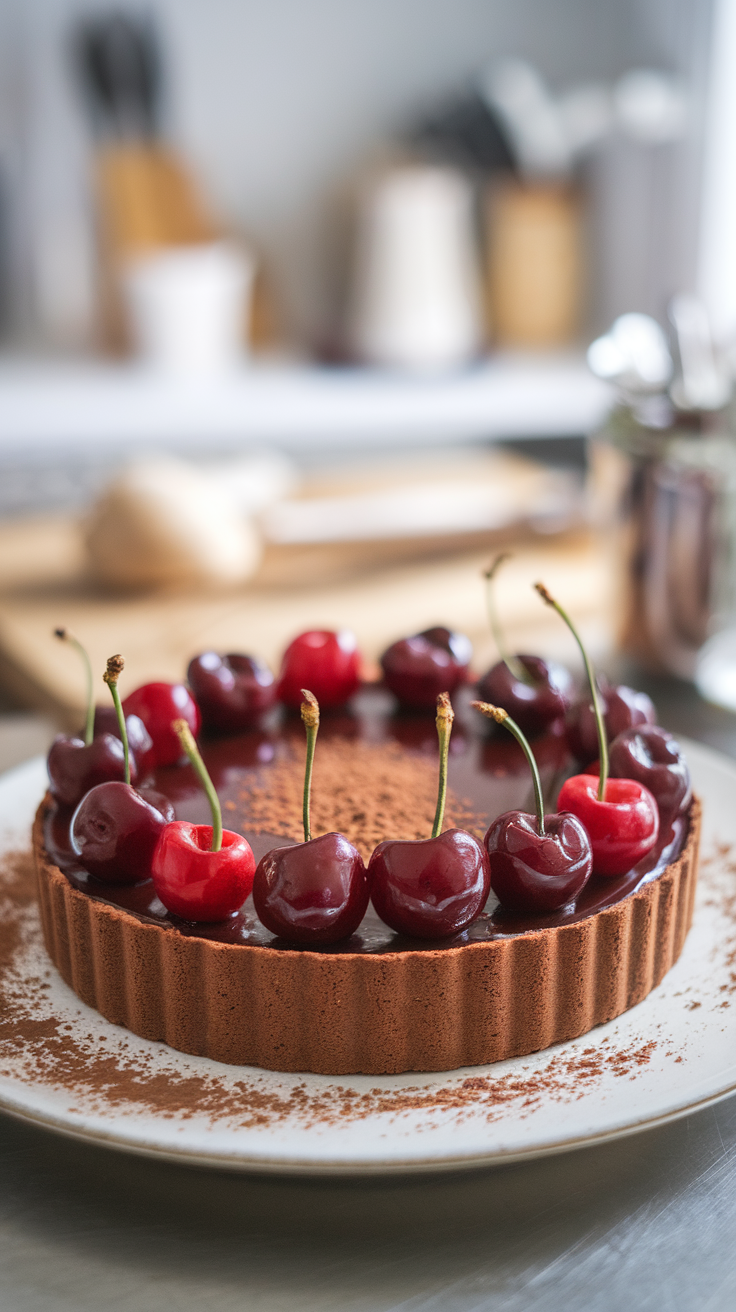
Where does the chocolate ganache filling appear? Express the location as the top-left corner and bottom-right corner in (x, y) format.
(44, 686), (688, 954)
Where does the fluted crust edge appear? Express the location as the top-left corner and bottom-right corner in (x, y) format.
(32, 798), (701, 1075)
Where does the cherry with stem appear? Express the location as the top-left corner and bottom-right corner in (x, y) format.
(71, 655), (169, 883)
(56, 627), (94, 745)
(151, 719), (254, 920)
(475, 556), (572, 736)
(483, 555), (530, 684)
(535, 583), (659, 877)
(252, 690), (369, 944)
(472, 700), (592, 912)
(368, 693), (490, 938)
(47, 631), (135, 808)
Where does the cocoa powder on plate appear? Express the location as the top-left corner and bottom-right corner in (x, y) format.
(0, 847), (671, 1132)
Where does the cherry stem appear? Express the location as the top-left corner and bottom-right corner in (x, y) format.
(472, 701), (545, 834)
(102, 654), (130, 786)
(432, 692), (454, 839)
(535, 582), (608, 801)
(483, 557), (530, 684)
(173, 718), (222, 853)
(55, 628), (94, 746)
(300, 690), (320, 843)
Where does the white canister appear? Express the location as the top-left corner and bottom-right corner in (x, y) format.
(121, 241), (254, 376)
(348, 165), (484, 371)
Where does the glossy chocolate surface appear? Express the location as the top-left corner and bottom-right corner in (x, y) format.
(44, 685), (688, 954)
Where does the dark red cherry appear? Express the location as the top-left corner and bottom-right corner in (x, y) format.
(70, 781), (169, 884)
(484, 810), (592, 913)
(152, 823), (255, 921)
(122, 682), (201, 768)
(187, 652), (276, 733)
(380, 627), (471, 707)
(566, 677), (655, 764)
(47, 733), (137, 809)
(475, 655), (573, 736)
(607, 725), (692, 826)
(92, 706), (153, 761)
(253, 831), (369, 944)
(369, 828), (490, 939)
(278, 630), (361, 709)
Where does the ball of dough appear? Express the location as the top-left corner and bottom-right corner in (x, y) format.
(86, 457), (262, 590)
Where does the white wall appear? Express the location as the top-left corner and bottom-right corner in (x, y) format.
(0, 0), (714, 349)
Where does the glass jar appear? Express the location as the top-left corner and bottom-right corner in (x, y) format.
(589, 396), (736, 685)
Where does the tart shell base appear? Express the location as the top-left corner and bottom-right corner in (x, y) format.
(33, 799), (701, 1076)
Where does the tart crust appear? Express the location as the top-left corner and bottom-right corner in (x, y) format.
(33, 797), (701, 1076)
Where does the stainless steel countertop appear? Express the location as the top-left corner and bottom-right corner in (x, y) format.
(2, 681), (735, 1311)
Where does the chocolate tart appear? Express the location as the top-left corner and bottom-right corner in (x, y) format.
(33, 688), (701, 1075)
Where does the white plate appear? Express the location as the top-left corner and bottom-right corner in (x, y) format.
(1, 743), (735, 1176)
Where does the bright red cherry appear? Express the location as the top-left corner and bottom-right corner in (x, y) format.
(187, 652), (276, 733)
(380, 626), (471, 707)
(277, 630), (361, 709)
(153, 823), (254, 921)
(151, 719), (255, 920)
(369, 693), (490, 938)
(557, 775), (659, 877)
(535, 583), (659, 877)
(566, 676), (655, 765)
(474, 700), (592, 912)
(47, 732), (136, 809)
(123, 681), (201, 768)
(71, 780), (169, 884)
(253, 690), (369, 943)
(475, 654), (573, 736)
(608, 725), (692, 826)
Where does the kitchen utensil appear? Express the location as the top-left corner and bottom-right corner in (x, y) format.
(348, 165), (483, 371)
(485, 180), (582, 347)
(121, 241), (254, 374)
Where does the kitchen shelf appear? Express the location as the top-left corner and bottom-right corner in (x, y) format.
(0, 352), (610, 457)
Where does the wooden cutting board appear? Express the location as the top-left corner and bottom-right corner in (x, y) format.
(0, 515), (610, 728)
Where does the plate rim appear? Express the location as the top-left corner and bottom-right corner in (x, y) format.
(1, 737), (735, 1176)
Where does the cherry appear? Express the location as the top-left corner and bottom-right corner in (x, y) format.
(476, 655), (573, 736)
(535, 583), (659, 877)
(122, 681), (201, 768)
(557, 774), (659, 877)
(152, 720), (255, 921)
(253, 690), (369, 943)
(475, 556), (572, 734)
(474, 700), (592, 912)
(70, 655), (169, 883)
(566, 676), (655, 765)
(368, 693), (490, 938)
(48, 732), (135, 808)
(187, 651), (276, 733)
(92, 705), (153, 761)
(607, 725), (692, 827)
(72, 780), (169, 884)
(380, 626), (471, 707)
(46, 629), (138, 808)
(277, 630), (361, 709)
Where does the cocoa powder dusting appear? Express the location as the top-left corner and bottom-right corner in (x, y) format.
(236, 738), (482, 859)
(0, 846), (692, 1135)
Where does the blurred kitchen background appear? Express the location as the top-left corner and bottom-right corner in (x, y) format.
(2, 0), (736, 755)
